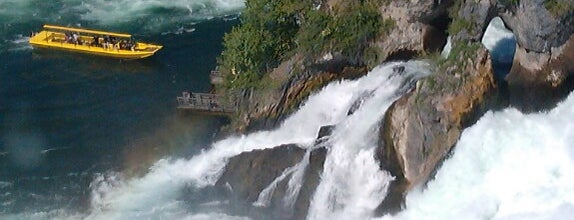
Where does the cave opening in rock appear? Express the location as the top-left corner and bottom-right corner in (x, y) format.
(481, 16), (516, 81)
(385, 49), (421, 62)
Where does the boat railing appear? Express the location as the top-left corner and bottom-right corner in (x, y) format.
(43, 31), (140, 53)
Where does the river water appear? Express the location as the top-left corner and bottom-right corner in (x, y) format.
(0, 0), (241, 217)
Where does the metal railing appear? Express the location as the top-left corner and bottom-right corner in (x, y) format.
(176, 91), (236, 114)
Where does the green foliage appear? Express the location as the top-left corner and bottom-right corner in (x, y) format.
(544, 0), (574, 17)
(218, 0), (390, 89)
(296, 9), (332, 55)
(417, 50), (444, 63)
(297, 0), (390, 59)
(447, 0), (473, 36)
(448, 17), (473, 36)
(219, 0), (312, 89)
(219, 24), (275, 89)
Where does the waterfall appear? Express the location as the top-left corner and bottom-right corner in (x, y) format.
(378, 92), (574, 220)
(83, 61), (431, 219)
(441, 36), (452, 58)
(282, 149), (311, 210)
(253, 149), (311, 208)
(307, 62), (431, 220)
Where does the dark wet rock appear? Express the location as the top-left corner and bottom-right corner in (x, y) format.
(215, 145), (327, 220)
(347, 91), (375, 116)
(293, 147), (327, 220)
(497, 0), (574, 110)
(215, 125), (330, 220)
(392, 65), (406, 75)
(499, 0), (573, 53)
(451, 0), (497, 42)
(232, 55), (367, 133)
(315, 125), (335, 146)
(375, 0), (453, 63)
(215, 144), (306, 203)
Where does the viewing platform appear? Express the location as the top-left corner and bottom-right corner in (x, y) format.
(177, 91), (236, 115)
(210, 70), (223, 85)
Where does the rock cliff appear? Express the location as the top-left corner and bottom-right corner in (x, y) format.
(215, 0), (574, 218)
(499, 0), (574, 111)
(378, 46), (496, 213)
(215, 127), (331, 219)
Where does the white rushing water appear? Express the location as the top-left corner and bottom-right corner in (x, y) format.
(383, 91), (574, 220)
(0, 0), (244, 25)
(307, 63), (431, 220)
(253, 149), (311, 209)
(0, 0), (245, 49)
(376, 17), (574, 220)
(77, 61), (431, 220)
(481, 17), (516, 64)
(75, 0), (244, 25)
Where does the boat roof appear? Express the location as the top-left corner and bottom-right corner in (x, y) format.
(43, 24), (132, 38)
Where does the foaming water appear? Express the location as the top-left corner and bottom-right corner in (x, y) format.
(0, 0), (244, 51)
(253, 149), (310, 209)
(5, 35), (32, 52)
(75, 0), (244, 27)
(441, 36), (452, 58)
(482, 17), (516, 64)
(381, 92), (574, 220)
(308, 62), (431, 220)
(67, 61), (428, 219)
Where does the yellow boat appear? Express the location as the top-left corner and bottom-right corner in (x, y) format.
(29, 24), (162, 59)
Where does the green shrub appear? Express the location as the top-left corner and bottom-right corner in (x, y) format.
(544, 0), (574, 17)
(218, 0), (314, 89)
(447, 0), (473, 36)
(219, 24), (275, 89)
(218, 0), (390, 89)
(297, 0), (389, 59)
(296, 9), (332, 55)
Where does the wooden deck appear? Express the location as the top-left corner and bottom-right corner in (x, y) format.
(177, 91), (236, 115)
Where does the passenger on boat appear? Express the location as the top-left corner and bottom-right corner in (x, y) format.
(119, 40), (126, 50)
(109, 36), (117, 45)
(72, 33), (79, 44)
(102, 35), (110, 49)
(65, 32), (72, 43)
(128, 39), (136, 51)
(91, 36), (100, 47)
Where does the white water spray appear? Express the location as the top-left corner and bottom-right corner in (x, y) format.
(482, 17), (516, 64)
(252, 152), (305, 208)
(0, 0), (245, 50)
(253, 149), (311, 209)
(282, 149), (311, 210)
(382, 88), (574, 220)
(76, 0), (244, 25)
(307, 62), (431, 220)
(82, 61), (430, 219)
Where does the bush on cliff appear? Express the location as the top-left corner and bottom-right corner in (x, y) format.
(218, 0), (390, 90)
(218, 0), (313, 89)
(297, 1), (393, 62)
(544, 0), (574, 18)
